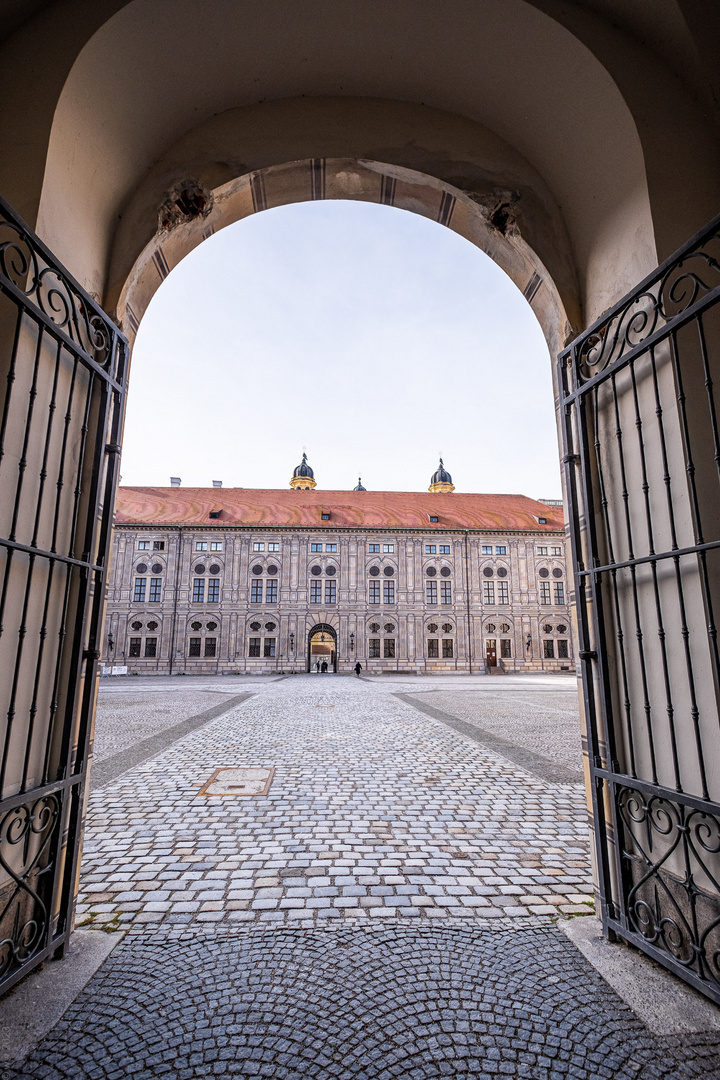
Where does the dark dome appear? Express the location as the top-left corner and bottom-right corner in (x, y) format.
(292, 452), (314, 479)
(353, 477), (366, 491)
(431, 458), (453, 485)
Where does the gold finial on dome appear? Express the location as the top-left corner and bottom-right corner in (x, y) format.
(290, 452), (317, 490)
(428, 457), (455, 493)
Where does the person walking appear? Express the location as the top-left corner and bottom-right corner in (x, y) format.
(315, 659), (320, 673)
(321, 659), (328, 673)
(354, 661), (362, 677)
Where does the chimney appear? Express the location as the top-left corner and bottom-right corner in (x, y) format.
(212, 480), (222, 488)
(170, 477), (181, 487)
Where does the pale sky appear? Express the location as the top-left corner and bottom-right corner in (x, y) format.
(121, 200), (561, 499)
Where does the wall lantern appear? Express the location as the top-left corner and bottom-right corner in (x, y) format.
(107, 633), (115, 653)
(289, 632), (295, 652)
(350, 632), (355, 652)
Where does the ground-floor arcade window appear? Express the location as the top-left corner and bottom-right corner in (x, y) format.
(145, 637), (157, 657)
(129, 637), (141, 657)
(500, 638), (512, 658)
(189, 637), (201, 656)
(558, 639), (569, 658)
(427, 638), (439, 658)
(204, 638), (217, 657)
(249, 638), (261, 656)
(264, 638), (276, 658)
(384, 639), (395, 658)
(369, 638), (380, 657)
(442, 639), (453, 658)
(544, 639), (555, 658)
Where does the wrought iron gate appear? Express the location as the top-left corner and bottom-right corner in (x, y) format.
(0, 198), (128, 994)
(560, 213), (720, 1001)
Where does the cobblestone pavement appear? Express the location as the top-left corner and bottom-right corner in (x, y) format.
(76, 674), (593, 931)
(9, 925), (720, 1079)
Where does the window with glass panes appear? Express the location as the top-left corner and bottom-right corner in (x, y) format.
(326, 544), (337, 552)
(537, 546), (548, 555)
(440, 581), (451, 604)
(268, 543), (280, 551)
(193, 579), (205, 603)
(427, 639), (439, 657)
(540, 581), (551, 604)
(138, 540), (150, 550)
(144, 638), (157, 657)
(129, 637), (141, 656)
(369, 638), (380, 657)
(369, 580), (380, 604)
(482, 581), (494, 604)
(544, 639), (555, 658)
(558, 639), (569, 658)
(551, 546), (562, 556)
(208, 579), (220, 603)
(554, 582), (565, 604)
(383, 580), (395, 604)
(368, 543), (379, 552)
(250, 579), (263, 604)
(383, 544), (394, 553)
(134, 578), (146, 603)
(210, 541), (223, 550)
(205, 638), (217, 657)
(425, 545), (436, 554)
(153, 540), (165, 550)
(325, 580), (336, 604)
(248, 638), (261, 656)
(310, 580), (322, 603)
(189, 638), (201, 656)
(196, 542), (208, 551)
(149, 578), (162, 602)
(496, 546), (506, 554)
(265, 579), (277, 604)
(384, 639), (395, 658)
(498, 581), (509, 604)
(426, 581), (437, 604)
(442, 639), (453, 658)
(253, 542), (265, 551)
(311, 543), (322, 552)
(481, 545), (492, 554)
(263, 638), (276, 657)
(500, 639), (512, 658)
(439, 545), (450, 554)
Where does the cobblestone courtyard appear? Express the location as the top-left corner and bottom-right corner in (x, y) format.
(7, 674), (720, 1078)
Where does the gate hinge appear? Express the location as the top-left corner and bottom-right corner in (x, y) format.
(579, 650), (597, 661)
(83, 649), (101, 660)
(105, 443), (122, 454)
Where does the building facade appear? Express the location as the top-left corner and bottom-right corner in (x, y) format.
(103, 460), (573, 675)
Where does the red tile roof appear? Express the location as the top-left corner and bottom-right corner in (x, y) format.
(114, 488), (564, 532)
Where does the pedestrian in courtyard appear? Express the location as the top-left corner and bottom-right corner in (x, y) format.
(321, 659), (328, 673)
(354, 661), (362, 676)
(315, 659), (320, 673)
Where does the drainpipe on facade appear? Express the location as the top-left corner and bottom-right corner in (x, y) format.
(464, 532), (473, 675)
(168, 526), (183, 675)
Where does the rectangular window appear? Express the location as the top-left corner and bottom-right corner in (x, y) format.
(368, 543), (380, 552)
(481, 545), (492, 555)
(208, 579), (220, 603)
(483, 581), (495, 604)
(311, 543), (322, 552)
(138, 540), (150, 550)
(429, 515), (438, 523)
(440, 581), (452, 605)
(383, 580), (395, 605)
(263, 638), (276, 658)
(144, 637), (157, 658)
(369, 638), (380, 657)
(537, 546), (548, 555)
(133, 578), (146, 603)
(248, 637), (261, 657)
(384, 638), (395, 658)
(210, 541), (223, 551)
(498, 581), (509, 604)
(129, 637), (141, 657)
(268, 543), (280, 552)
(495, 545), (507, 555)
(554, 582), (565, 605)
(426, 581), (437, 605)
(192, 579), (205, 603)
(149, 578), (162, 602)
(265, 579), (277, 604)
(153, 540), (165, 550)
(439, 545), (450, 554)
(205, 637), (217, 657)
(500, 638), (512, 658)
(321, 513), (330, 520)
(253, 542), (265, 551)
(427, 638), (439, 658)
(551, 546), (562, 556)
(442, 639), (453, 658)
(250, 579), (263, 604)
(189, 637), (201, 657)
(558, 639), (569, 658)
(325, 580), (336, 604)
(326, 543), (337, 552)
(425, 545), (436, 554)
(310, 580), (322, 604)
(196, 542), (208, 551)
(383, 544), (394, 553)
(369, 580), (381, 604)
(540, 581), (551, 604)
(544, 639), (555, 658)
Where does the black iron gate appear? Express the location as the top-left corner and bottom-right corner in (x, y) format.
(0, 198), (128, 994)
(560, 213), (720, 1001)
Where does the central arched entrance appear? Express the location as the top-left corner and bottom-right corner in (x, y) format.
(308, 624), (337, 673)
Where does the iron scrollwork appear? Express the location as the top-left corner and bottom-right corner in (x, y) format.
(0, 793), (61, 980)
(617, 785), (720, 989)
(0, 204), (115, 372)
(575, 227), (720, 383)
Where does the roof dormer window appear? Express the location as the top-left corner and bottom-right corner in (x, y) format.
(321, 512), (330, 520)
(429, 515), (439, 523)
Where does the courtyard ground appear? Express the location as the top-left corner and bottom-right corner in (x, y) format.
(3, 673), (720, 1078)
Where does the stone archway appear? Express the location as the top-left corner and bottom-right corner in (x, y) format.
(308, 623), (337, 674)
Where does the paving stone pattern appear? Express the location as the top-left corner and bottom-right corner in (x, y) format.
(91, 688), (234, 761)
(10, 925), (720, 1079)
(77, 675), (594, 931)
